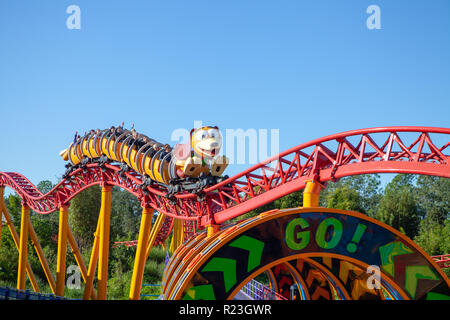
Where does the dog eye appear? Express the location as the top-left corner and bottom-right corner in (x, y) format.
(195, 130), (208, 140)
(208, 128), (219, 138)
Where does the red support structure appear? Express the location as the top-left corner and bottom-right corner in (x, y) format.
(431, 255), (450, 269)
(112, 240), (139, 248)
(1, 126), (449, 244)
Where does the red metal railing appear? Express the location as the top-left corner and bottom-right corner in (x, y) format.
(431, 254), (450, 269)
(2, 127), (449, 244)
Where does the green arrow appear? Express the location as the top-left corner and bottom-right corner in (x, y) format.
(229, 235), (265, 272)
(182, 284), (216, 300)
(405, 265), (439, 299)
(379, 241), (413, 277)
(201, 257), (237, 292)
(426, 292), (450, 300)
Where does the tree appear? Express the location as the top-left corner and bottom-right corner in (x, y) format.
(414, 219), (445, 256)
(68, 186), (101, 251)
(413, 176), (450, 257)
(377, 174), (422, 238)
(37, 180), (54, 194)
(415, 176), (449, 224)
(110, 187), (141, 242)
(276, 191), (303, 209)
(31, 180), (59, 253)
(325, 185), (366, 213)
(320, 174), (381, 216)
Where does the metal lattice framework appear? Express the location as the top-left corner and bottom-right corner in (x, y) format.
(432, 254), (450, 269)
(1, 126), (449, 300)
(1, 126), (449, 240)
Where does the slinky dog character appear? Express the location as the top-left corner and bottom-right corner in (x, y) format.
(59, 125), (229, 186)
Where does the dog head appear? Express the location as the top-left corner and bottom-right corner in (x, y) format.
(190, 126), (223, 159)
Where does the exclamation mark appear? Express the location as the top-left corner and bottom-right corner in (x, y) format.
(346, 223), (367, 253)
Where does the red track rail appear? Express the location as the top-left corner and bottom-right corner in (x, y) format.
(1, 127), (449, 241)
(431, 255), (450, 269)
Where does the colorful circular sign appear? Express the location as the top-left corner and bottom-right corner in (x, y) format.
(164, 208), (450, 300)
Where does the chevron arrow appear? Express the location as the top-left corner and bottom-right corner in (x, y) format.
(379, 241), (413, 277)
(310, 286), (331, 300)
(229, 235), (265, 272)
(182, 284), (215, 300)
(201, 257), (237, 292)
(404, 265), (439, 299)
(425, 292), (450, 300)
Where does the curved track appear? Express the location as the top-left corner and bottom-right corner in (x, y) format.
(1, 127), (449, 237)
(1, 126), (449, 300)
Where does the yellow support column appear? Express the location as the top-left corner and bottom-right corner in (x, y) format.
(97, 185), (112, 300)
(129, 207), (154, 300)
(83, 213), (101, 300)
(303, 180), (324, 207)
(67, 226), (97, 300)
(145, 212), (165, 259)
(207, 224), (220, 237)
(17, 204), (30, 290)
(1, 198), (39, 292)
(169, 219), (180, 253)
(56, 205), (69, 296)
(28, 220), (56, 294)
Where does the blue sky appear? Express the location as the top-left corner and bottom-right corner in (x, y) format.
(0, 0), (449, 190)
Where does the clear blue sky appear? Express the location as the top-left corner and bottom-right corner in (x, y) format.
(1, 0), (449, 190)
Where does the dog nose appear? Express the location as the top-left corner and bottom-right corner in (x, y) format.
(210, 142), (219, 148)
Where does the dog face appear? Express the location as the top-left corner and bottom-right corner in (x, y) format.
(190, 126), (222, 159)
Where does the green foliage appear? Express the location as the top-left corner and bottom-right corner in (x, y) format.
(110, 187), (141, 242)
(107, 270), (133, 300)
(324, 186), (366, 213)
(320, 174), (381, 217)
(37, 180), (54, 194)
(0, 229), (19, 283)
(144, 260), (165, 284)
(377, 175), (422, 238)
(414, 220), (446, 256)
(415, 175), (449, 224)
(69, 185), (101, 251)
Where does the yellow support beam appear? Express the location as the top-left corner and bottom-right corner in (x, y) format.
(83, 212), (102, 300)
(97, 185), (112, 300)
(56, 205), (69, 296)
(1, 190), (39, 292)
(169, 218), (180, 253)
(67, 225), (97, 300)
(303, 180), (324, 207)
(129, 207), (154, 300)
(145, 212), (165, 259)
(207, 224), (220, 237)
(17, 204), (30, 290)
(28, 219), (56, 294)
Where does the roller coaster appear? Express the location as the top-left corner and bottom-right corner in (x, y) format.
(0, 126), (449, 300)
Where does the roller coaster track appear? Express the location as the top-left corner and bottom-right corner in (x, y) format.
(1, 126), (449, 243)
(1, 126), (449, 300)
